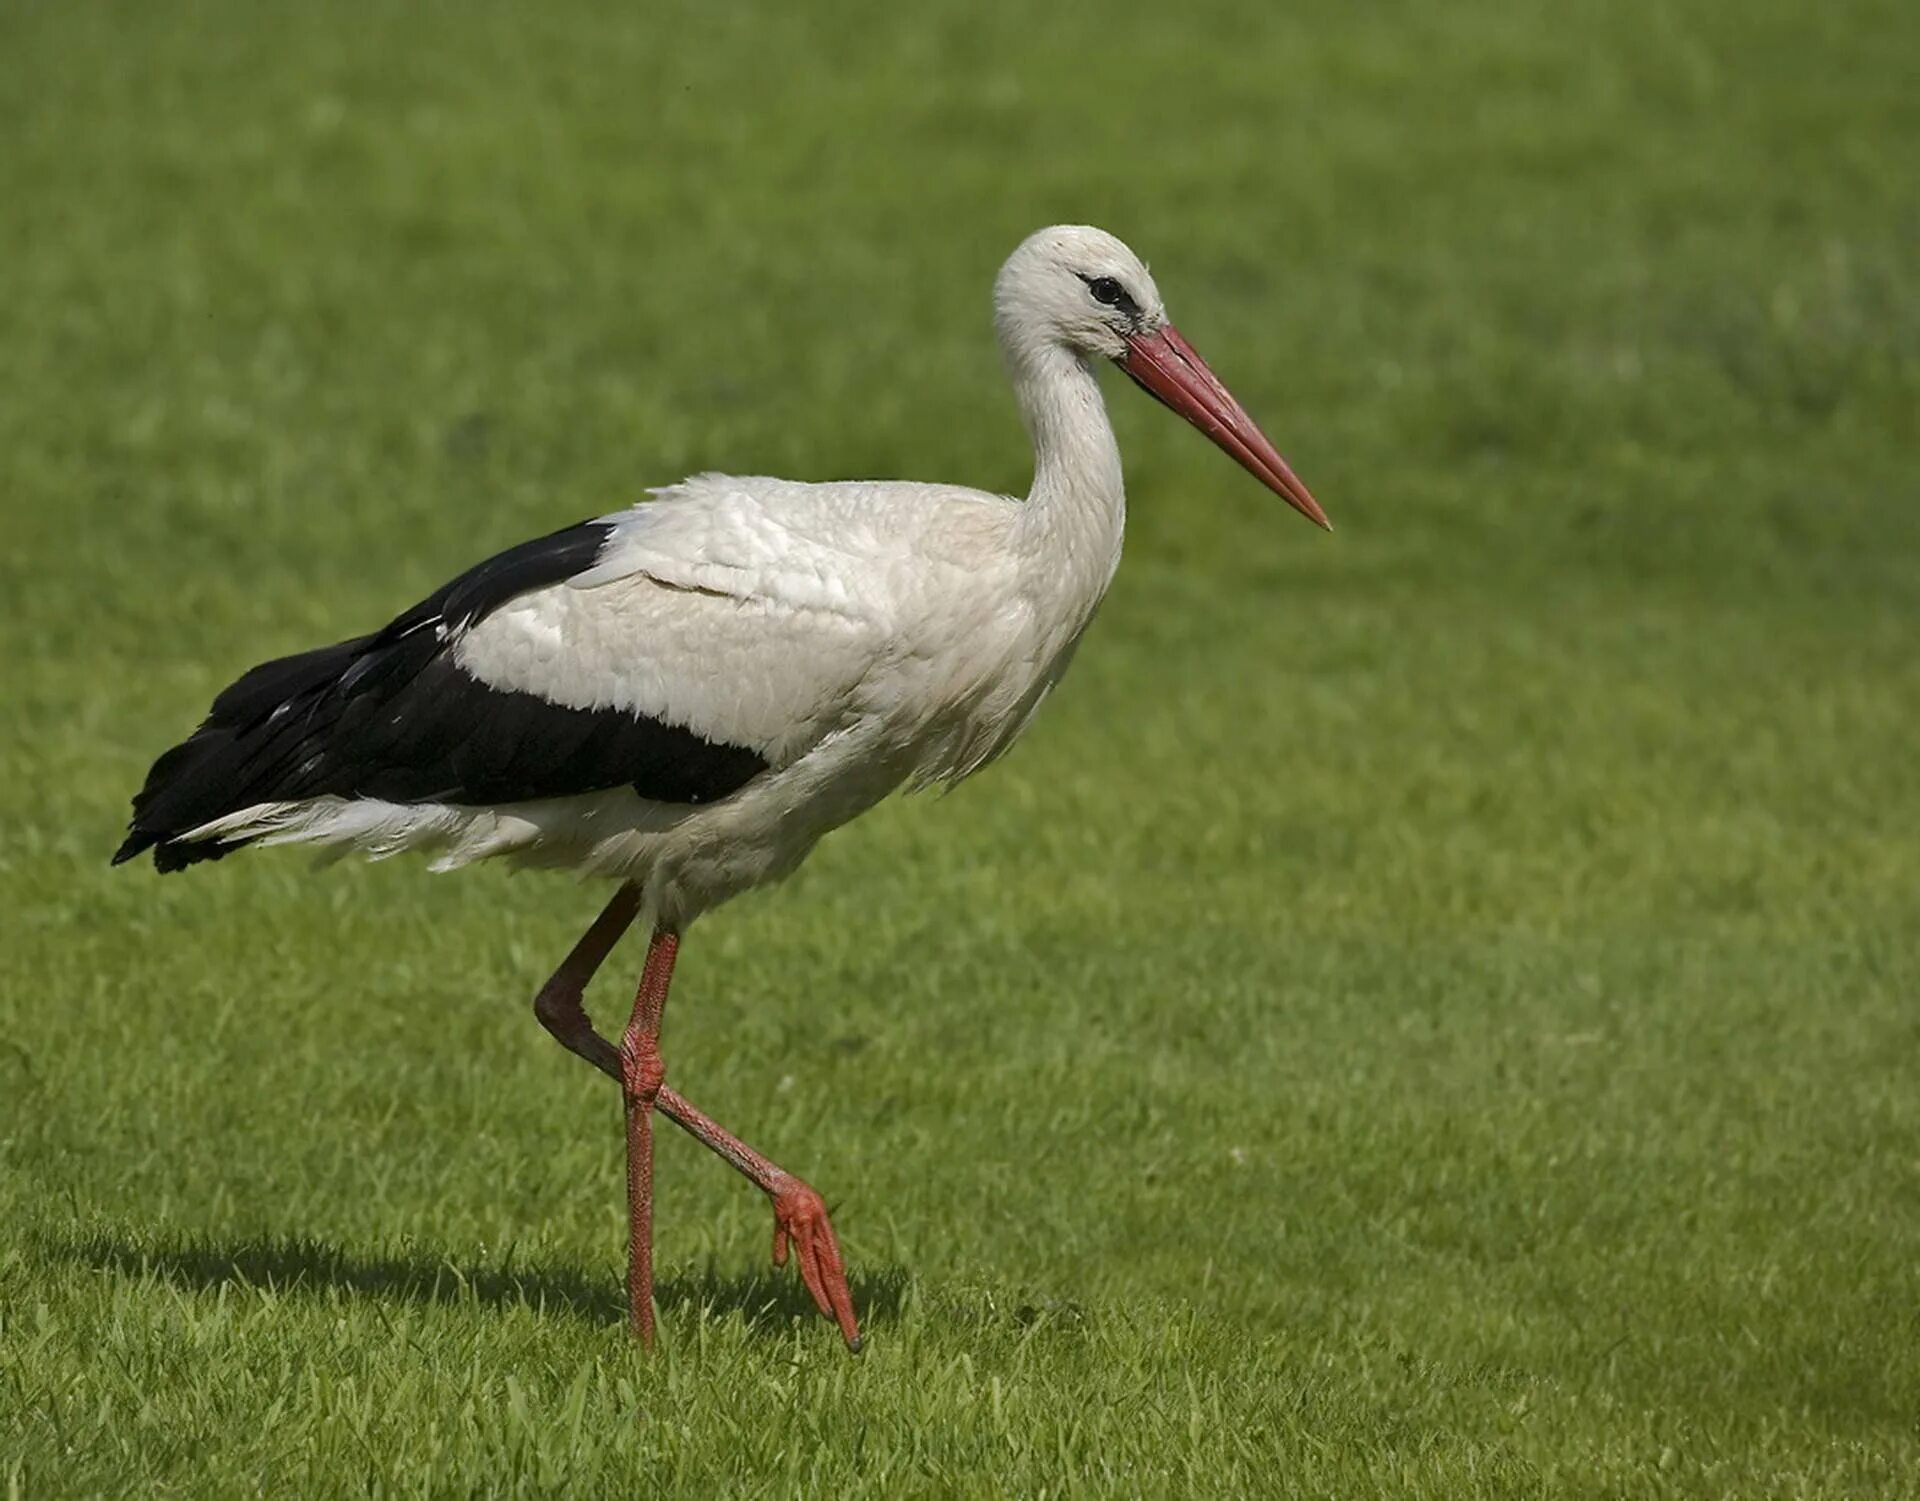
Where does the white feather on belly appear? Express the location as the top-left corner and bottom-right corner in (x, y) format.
(179, 718), (918, 927)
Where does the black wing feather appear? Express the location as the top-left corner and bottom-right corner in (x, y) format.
(115, 518), (768, 872)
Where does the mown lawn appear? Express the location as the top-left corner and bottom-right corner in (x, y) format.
(3, 0), (1917, 1494)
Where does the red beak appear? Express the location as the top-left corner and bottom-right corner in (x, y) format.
(1120, 325), (1331, 530)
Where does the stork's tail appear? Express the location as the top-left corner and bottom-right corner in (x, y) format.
(113, 637), (369, 873)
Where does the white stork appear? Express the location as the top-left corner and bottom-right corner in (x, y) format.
(115, 225), (1330, 1350)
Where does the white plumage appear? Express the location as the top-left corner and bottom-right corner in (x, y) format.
(169, 223), (1187, 925)
(186, 461), (1116, 925)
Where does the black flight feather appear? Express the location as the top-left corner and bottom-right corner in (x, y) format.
(114, 518), (768, 872)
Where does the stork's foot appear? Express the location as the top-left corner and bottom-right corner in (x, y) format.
(771, 1176), (861, 1352)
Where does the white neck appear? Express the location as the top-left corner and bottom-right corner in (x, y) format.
(1004, 339), (1127, 603)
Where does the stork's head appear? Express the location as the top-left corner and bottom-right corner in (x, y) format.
(995, 224), (1329, 530)
(994, 225), (1166, 364)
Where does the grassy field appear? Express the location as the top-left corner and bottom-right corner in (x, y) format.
(3, 0), (1917, 1494)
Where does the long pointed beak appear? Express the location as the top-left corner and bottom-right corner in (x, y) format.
(1120, 324), (1331, 530)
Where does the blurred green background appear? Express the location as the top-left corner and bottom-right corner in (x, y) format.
(3, 1), (1916, 1495)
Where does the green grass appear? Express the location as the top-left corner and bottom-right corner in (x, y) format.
(3, 0), (1918, 1493)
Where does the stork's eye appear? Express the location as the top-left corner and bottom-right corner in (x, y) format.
(1087, 277), (1126, 307)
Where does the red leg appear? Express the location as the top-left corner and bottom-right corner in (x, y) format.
(621, 928), (677, 1345)
(530, 894), (860, 1350)
(655, 1086), (861, 1351)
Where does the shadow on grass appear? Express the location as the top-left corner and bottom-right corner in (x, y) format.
(50, 1228), (910, 1339)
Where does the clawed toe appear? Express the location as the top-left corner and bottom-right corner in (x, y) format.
(771, 1177), (862, 1351)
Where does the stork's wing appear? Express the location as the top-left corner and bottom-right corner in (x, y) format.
(114, 501), (892, 872)
(458, 487), (904, 767)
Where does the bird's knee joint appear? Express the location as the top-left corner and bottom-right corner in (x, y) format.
(621, 1040), (665, 1104)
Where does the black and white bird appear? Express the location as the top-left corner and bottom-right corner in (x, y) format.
(115, 224), (1330, 1350)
